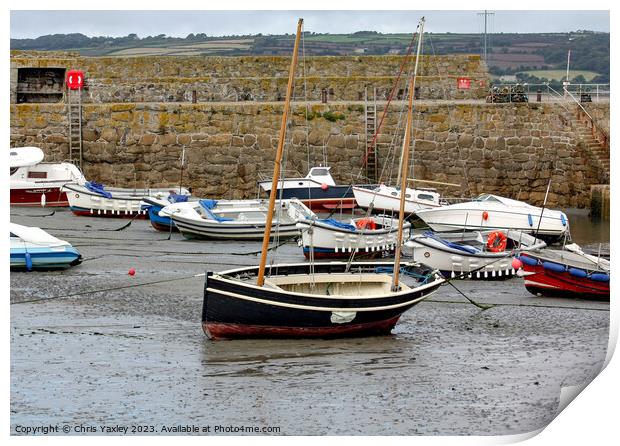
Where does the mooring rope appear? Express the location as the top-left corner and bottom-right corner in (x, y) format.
(11, 272), (206, 305)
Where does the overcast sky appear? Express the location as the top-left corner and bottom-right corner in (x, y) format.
(10, 10), (610, 39)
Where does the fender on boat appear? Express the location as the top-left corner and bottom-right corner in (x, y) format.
(568, 267), (587, 278)
(590, 273), (610, 282)
(542, 261), (566, 273)
(518, 255), (538, 266)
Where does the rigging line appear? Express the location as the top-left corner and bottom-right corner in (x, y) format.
(362, 27), (420, 169)
(433, 246), (535, 310)
(421, 299), (608, 312)
(11, 273), (206, 305)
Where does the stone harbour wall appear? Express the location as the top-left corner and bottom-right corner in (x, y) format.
(10, 52), (489, 103)
(10, 100), (604, 208)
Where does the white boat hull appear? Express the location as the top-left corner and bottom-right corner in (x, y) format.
(64, 183), (189, 217)
(352, 185), (441, 214)
(163, 198), (315, 240)
(415, 195), (568, 239)
(297, 215), (410, 258)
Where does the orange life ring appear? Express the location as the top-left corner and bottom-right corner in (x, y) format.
(486, 231), (507, 253)
(355, 218), (376, 230)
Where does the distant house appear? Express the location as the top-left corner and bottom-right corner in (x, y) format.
(353, 48), (367, 54)
(388, 48), (401, 55)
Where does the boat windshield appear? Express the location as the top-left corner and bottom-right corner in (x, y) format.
(475, 194), (502, 203)
(310, 168), (329, 176)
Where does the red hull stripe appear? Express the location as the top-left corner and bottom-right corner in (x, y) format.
(302, 198), (357, 211)
(10, 188), (69, 207)
(203, 316), (400, 339)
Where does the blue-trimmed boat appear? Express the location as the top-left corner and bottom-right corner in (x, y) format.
(10, 223), (82, 270)
(141, 194), (191, 232)
(516, 244), (610, 300)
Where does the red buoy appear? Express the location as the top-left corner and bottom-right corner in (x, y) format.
(511, 258), (523, 270)
(320, 183), (329, 190)
(128, 268), (136, 276)
(482, 211), (489, 221)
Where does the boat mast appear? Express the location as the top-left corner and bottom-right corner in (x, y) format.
(392, 17), (425, 292)
(257, 18), (303, 287)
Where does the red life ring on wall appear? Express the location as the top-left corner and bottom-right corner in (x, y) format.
(356, 218), (376, 230)
(486, 231), (507, 253)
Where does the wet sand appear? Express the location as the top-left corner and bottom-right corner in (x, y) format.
(10, 207), (609, 435)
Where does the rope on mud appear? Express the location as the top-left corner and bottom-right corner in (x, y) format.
(422, 299), (609, 312)
(10, 210), (56, 218)
(11, 273), (206, 305)
(433, 249), (526, 312)
(444, 281), (493, 311)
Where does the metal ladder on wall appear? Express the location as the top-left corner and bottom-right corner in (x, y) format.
(364, 87), (378, 183)
(67, 87), (83, 169)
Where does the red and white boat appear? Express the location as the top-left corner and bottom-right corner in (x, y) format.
(10, 147), (85, 207)
(516, 244), (610, 300)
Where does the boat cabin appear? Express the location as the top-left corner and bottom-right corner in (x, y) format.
(305, 167), (336, 186)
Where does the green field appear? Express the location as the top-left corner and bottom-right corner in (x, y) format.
(519, 70), (600, 82)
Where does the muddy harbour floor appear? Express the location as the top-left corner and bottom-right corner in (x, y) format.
(10, 207), (609, 435)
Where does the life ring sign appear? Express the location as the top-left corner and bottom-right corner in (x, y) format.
(66, 70), (84, 90)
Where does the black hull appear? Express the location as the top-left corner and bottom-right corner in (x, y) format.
(202, 262), (442, 339)
(264, 184), (376, 210)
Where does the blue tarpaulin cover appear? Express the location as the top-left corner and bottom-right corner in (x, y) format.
(320, 218), (357, 232)
(168, 194), (189, 203)
(199, 199), (233, 222)
(85, 181), (112, 199)
(423, 231), (481, 254)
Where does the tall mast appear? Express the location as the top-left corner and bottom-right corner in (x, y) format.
(392, 17), (424, 292)
(257, 18), (303, 287)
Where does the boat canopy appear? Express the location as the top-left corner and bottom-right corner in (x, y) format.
(9, 223), (68, 247)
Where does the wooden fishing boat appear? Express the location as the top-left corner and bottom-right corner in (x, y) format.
(203, 261), (443, 338)
(202, 17), (443, 339)
(10, 147), (85, 207)
(516, 245), (610, 300)
(63, 182), (190, 218)
(296, 215), (411, 259)
(406, 230), (546, 279)
(10, 223), (82, 270)
(161, 198), (314, 240)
